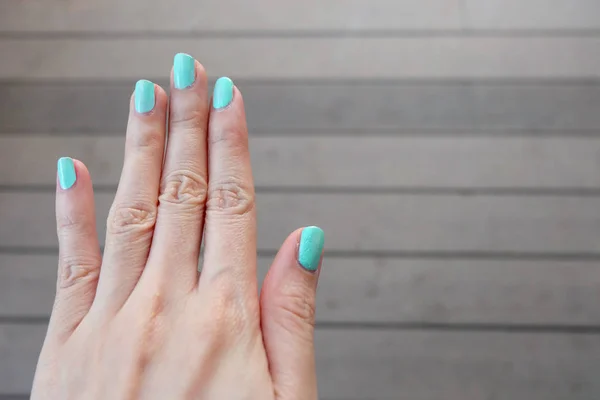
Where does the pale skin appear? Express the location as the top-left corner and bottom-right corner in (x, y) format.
(31, 57), (322, 399)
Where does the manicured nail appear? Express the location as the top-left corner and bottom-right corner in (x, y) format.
(173, 53), (195, 89)
(298, 226), (325, 272)
(213, 77), (234, 109)
(134, 79), (155, 113)
(57, 157), (76, 190)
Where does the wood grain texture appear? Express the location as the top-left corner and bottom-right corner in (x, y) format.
(2, 38), (600, 79)
(2, 323), (600, 398)
(2, 0), (599, 32)
(2, 82), (600, 133)
(0, 0), (463, 33)
(2, 191), (600, 253)
(2, 136), (600, 189)
(2, 253), (600, 324)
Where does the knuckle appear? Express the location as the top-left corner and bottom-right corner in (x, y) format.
(269, 288), (316, 339)
(206, 267), (257, 335)
(169, 109), (206, 131)
(120, 293), (167, 359)
(159, 170), (208, 208)
(207, 299), (244, 338)
(56, 213), (78, 231)
(129, 125), (164, 151)
(58, 253), (101, 289)
(107, 202), (157, 236)
(56, 213), (93, 236)
(207, 179), (255, 217)
(209, 125), (247, 149)
(196, 311), (228, 345)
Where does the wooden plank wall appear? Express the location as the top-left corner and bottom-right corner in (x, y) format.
(1, 1), (600, 399)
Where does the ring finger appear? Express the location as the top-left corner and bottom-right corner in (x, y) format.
(95, 80), (168, 314)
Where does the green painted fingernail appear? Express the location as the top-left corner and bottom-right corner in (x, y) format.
(134, 79), (155, 113)
(57, 157), (76, 190)
(173, 53), (195, 89)
(298, 226), (325, 272)
(213, 77), (234, 109)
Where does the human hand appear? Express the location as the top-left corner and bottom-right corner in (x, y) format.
(31, 53), (324, 400)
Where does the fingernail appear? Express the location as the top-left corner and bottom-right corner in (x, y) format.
(134, 79), (155, 113)
(57, 157), (76, 190)
(213, 77), (234, 109)
(173, 53), (195, 89)
(298, 226), (325, 272)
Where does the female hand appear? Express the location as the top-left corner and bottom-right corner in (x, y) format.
(31, 53), (325, 400)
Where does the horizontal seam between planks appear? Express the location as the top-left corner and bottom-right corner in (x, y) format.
(2, 185), (600, 196)
(2, 318), (600, 334)
(3, 29), (600, 39)
(3, 247), (600, 261)
(3, 78), (600, 85)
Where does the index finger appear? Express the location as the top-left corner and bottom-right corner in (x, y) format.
(200, 78), (257, 291)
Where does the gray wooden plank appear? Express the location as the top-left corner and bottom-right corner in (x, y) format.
(2, 82), (600, 133)
(0, 324), (45, 395)
(315, 329), (600, 400)
(0, 254), (56, 317)
(3, 0), (600, 32)
(0, 0), (462, 33)
(464, 0), (600, 30)
(3, 253), (600, 325)
(2, 136), (600, 189)
(2, 192), (600, 253)
(2, 38), (600, 79)
(2, 323), (600, 398)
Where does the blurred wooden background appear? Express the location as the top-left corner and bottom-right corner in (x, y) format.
(1, 0), (600, 399)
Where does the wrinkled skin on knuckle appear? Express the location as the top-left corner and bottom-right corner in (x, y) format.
(206, 179), (255, 217)
(107, 202), (157, 236)
(268, 286), (316, 341)
(159, 170), (208, 208)
(58, 253), (101, 290)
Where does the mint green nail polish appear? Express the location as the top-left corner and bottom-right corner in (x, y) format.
(57, 157), (76, 190)
(135, 79), (155, 113)
(298, 226), (325, 271)
(173, 53), (195, 89)
(213, 77), (234, 109)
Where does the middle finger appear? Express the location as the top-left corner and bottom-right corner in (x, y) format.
(144, 53), (209, 291)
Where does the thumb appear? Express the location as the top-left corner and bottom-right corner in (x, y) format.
(260, 226), (325, 400)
